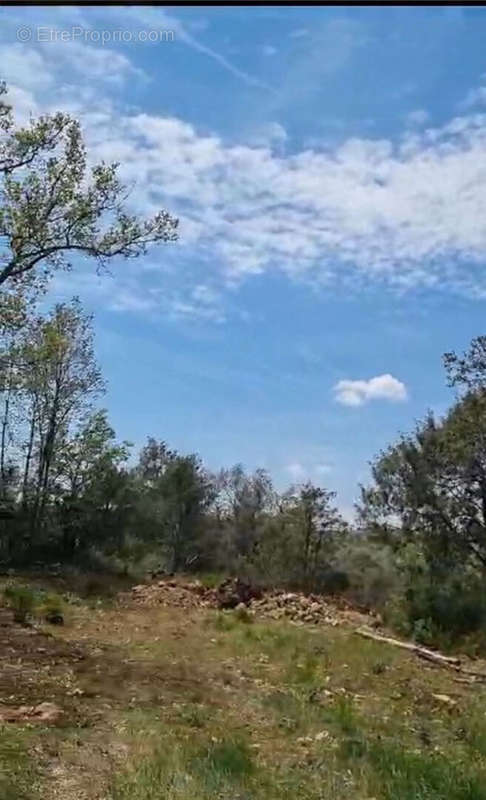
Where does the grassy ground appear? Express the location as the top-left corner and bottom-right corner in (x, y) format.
(2, 577), (486, 799)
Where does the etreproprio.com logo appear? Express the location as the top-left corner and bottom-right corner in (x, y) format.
(16, 26), (175, 45)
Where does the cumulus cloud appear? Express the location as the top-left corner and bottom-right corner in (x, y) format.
(333, 374), (408, 407)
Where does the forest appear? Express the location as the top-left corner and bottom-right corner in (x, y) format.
(2, 81), (486, 654)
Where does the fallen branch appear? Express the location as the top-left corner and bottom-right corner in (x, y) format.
(355, 627), (461, 668)
(355, 627), (486, 683)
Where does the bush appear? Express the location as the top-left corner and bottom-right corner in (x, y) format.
(38, 591), (64, 624)
(404, 571), (486, 646)
(332, 539), (401, 610)
(3, 584), (36, 624)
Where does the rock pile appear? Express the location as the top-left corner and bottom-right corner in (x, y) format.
(250, 592), (341, 625)
(125, 578), (377, 628)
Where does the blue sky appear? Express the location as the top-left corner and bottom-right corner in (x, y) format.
(2, 5), (486, 517)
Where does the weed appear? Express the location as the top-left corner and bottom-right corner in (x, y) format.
(195, 736), (255, 781)
(233, 605), (254, 624)
(285, 649), (319, 686)
(210, 612), (237, 632)
(331, 696), (358, 735)
(178, 704), (209, 729)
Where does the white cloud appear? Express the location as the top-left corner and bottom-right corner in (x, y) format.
(460, 86), (486, 110)
(121, 6), (275, 92)
(0, 44), (51, 89)
(286, 461), (332, 482)
(315, 463), (331, 475)
(262, 45), (277, 56)
(290, 28), (309, 38)
(286, 462), (306, 481)
(103, 107), (486, 298)
(333, 374), (408, 407)
(405, 109), (430, 127)
(247, 121), (288, 148)
(6, 27), (486, 317)
(0, 41), (143, 91)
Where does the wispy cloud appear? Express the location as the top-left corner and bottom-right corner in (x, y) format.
(5, 26), (486, 319)
(459, 85), (486, 110)
(405, 109), (430, 127)
(286, 462), (306, 481)
(121, 6), (275, 92)
(286, 461), (332, 482)
(333, 374), (408, 407)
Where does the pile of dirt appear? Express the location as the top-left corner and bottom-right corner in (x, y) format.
(128, 579), (214, 610)
(125, 578), (377, 628)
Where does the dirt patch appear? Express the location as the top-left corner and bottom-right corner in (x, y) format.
(0, 607), (87, 710)
(0, 701), (63, 724)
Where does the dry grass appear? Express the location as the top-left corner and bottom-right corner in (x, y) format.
(1, 577), (486, 798)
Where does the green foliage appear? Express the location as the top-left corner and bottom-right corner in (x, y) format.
(3, 584), (36, 623)
(133, 440), (216, 572)
(38, 591), (64, 623)
(0, 83), (178, 294)
(333, 538), (401, 610)
(359, 337), (486, 648)
(405, 570), (486, 647)
(3, 583), (64, 625)
(197, 572), (225, 589)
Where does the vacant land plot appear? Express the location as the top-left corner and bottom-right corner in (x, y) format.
(1, 577), (486, 799)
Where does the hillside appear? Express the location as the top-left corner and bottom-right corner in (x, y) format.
(1, 575), (486, 800)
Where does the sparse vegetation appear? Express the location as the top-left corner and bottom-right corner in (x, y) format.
(0, 726), (39, 800)
(1, 576), (486, 799)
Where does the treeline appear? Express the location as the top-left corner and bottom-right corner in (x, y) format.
(0, 297), (348, 592)
(2, 83), (486, 652)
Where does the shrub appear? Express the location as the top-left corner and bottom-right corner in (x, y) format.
(38, 591), (64, 624)
(404, 570), (486, 646)
(3, 584), (36, 624)
(333, 539), (401, 610)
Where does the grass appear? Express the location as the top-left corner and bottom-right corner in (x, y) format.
(0, 726), (40, 800)
(2, 576), (486, 799)
(111, 737), (255, 800)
